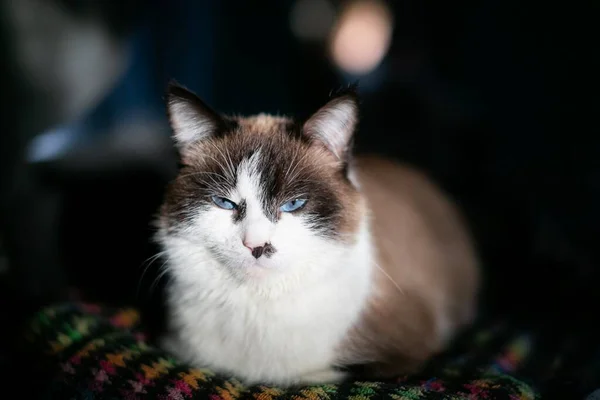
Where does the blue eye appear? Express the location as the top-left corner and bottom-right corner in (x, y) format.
(211, 196), (237, 210)
(280, 199), (307, 213)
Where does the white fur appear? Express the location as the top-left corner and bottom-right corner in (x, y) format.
(168, 100), (216, 145)
(158, 153), (374, 385)
(235, 152), (274, 248)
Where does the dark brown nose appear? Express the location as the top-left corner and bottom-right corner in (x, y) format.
(244, 242), (275, 259)
(251, 246), (264, 259)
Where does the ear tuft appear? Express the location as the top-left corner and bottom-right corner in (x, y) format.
(303, 89), (359, 159)
(166, 81), (223, 146)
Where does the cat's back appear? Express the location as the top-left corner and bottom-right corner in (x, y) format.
(340, 156), (479, 377)
(355, 155), (476, 269)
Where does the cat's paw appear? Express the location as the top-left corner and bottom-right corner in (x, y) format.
(299, 368), (346, 385)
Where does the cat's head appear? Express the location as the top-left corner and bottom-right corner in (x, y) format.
(158, 82), (366, 280)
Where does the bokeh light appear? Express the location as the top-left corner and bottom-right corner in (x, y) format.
(329, 0), (393, 75)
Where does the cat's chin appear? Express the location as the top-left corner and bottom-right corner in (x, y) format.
(243, 266), (276, 280)
(230, 257), (282, 277)
(234, 263), (289, 283)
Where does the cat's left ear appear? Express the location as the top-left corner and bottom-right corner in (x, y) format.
(303, 87), (359, 160)
(166, 81), (224, 147)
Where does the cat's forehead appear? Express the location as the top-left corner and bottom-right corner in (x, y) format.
(184, 113), (322, 169)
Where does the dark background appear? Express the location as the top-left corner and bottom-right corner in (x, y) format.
(0, 0), (598, 387)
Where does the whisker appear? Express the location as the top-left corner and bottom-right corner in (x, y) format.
(137, 250), (168, 298)
(206, 140), (236, 181)
(284, 146), (302, 180)
(374, 261), (404, 295)
(224, 146), (237, 181)
(188, 150), (236, 185)
(148, 260), (171, 294)
(287, 151), (312, 182)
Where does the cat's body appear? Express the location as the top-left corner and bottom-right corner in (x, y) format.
(338, 157), (478, 378)
(157, 83), (479, 386)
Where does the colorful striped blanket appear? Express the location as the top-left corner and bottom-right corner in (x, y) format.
(18, 303), (555, 399)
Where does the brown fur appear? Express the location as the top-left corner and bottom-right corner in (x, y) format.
(338, 156), (480, 378)
(161, 114), (363, 241)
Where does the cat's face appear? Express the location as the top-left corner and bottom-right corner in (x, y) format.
(159, 83), (363, 280)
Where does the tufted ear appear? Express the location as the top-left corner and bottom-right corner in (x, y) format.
(303, 87), (359, 160)
(166, 81), (224, 147)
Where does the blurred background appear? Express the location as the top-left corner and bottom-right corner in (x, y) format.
(0, 0), (597, 385)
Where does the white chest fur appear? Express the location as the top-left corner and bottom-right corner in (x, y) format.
(159, 222), (373, 386)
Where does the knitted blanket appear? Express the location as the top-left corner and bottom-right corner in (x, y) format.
(24, 303), (539, 399)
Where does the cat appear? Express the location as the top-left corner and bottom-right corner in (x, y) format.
(155, 82), (480, 386)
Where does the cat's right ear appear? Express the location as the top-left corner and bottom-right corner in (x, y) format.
(166, 81), (223, 147)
